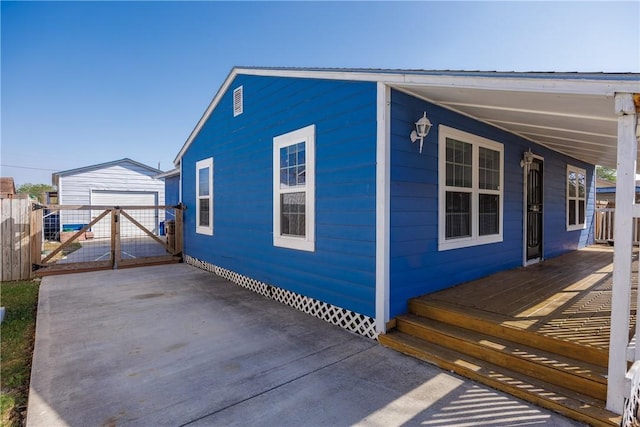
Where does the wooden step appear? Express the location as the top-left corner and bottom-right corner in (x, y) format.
(379, 330), (620, 427)
(409, 298), (609, 367)
(396, 313), (607, 401)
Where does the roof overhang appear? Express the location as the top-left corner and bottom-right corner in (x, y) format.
(53, 158), (163, 178)
(388, 77), (639, 169)
(154, 168), (180, 179)
(174, 67), (640, 170)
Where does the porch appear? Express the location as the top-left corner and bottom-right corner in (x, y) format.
(380, 245), (638, 426)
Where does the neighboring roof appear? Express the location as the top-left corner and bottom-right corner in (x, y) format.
(0, 177), (16, 195)
(52, 158), (163, 182)
(596, 179), (640, 193)
(596, 178), (616, 188)
(174, 67), (640, 170)
(154, 168), (180, 179)
(596, 186), (640, 194)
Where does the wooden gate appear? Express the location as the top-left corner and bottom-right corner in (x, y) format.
(33, 204), (184, 276)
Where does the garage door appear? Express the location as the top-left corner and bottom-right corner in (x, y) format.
(91, 191), (159, 238)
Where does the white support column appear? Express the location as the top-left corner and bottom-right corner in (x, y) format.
(375, 82), (391, 334)
(607, 93), (638, 414)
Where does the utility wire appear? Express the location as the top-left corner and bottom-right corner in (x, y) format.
(0, 164), (58, 171)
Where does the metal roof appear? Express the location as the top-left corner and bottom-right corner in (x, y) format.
(175, 67), (640, 169)
(52, 158), (163, 186)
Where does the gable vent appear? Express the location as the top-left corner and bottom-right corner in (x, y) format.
(233, 86), (243, 117)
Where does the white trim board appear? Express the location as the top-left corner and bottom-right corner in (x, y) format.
(375, 82), (390, 334)
(195, 158), (214, 236)
(437, 125), (504, 251)
(272, 124), (316, 252)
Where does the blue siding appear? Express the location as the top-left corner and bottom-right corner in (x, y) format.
(389, 90), (595, 318)
(181, 76), (378, 317)
(164, 175), (180, 206)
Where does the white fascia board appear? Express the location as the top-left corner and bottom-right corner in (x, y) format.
(174, 68), (242, 165)
(239, 68), (640, 96)
(396, 75), (640, 97)
(236, 67), (390, 83)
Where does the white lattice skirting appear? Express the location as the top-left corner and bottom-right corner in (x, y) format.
(185, 255), (378, 339)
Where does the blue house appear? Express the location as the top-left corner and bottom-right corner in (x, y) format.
(155, 168), (181, 207)
(173, 67), (638, 340)
(154, 168), (181, 235)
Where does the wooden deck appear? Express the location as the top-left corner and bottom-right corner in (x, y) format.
(422, 245), (638, 352)
(379, 245), (639, 426)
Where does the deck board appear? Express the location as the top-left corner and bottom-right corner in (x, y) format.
(418, 245), (638, 351)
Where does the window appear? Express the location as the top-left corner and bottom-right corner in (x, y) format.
(273, 125), (315, 251)
(566, 165), (586, 231)
(196, 158), (213, 235)
(438, 126), (503, 251)
(233, 86), (243, 117)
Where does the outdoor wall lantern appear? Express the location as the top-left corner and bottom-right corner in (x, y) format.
(410, 112), (433, 154)
(520, 149), (534, 168)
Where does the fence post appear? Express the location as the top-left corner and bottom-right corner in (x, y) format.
(111, 208), (121, 269)
(175, 206), (183, 255)
(30, 203), (43, 278)
(1, 199), (10, 280)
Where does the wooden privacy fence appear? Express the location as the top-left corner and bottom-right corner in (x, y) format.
(595, 208), (640, 244)
(33, 204), (184, 276)
(1, 197), (42, 281)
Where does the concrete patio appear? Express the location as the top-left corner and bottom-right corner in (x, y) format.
(27, 263), (582, 426)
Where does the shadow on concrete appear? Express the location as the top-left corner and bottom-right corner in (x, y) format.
(27, 264), (582, 427)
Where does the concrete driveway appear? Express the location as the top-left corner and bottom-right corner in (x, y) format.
(27, 264), (582, 427)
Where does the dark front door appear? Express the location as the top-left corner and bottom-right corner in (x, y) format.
(527, 159), (543, 261)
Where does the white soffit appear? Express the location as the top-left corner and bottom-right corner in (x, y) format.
(391, 84), (634, 169)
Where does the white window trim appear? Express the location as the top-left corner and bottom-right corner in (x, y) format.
(273, 124), (315, 251)
(566, 164), (587, 231)
(438, 125), (504, 251)
(196, 157), (213, 235)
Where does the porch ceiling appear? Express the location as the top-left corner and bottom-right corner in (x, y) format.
(392, 84), (637, 170)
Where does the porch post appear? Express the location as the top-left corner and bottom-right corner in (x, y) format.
(607, 92), (638, 414)
(375, 82), (391, 334)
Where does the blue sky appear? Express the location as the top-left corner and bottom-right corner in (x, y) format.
(2, 1), (639, 186)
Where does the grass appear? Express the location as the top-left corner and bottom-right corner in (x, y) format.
(42, 241), (82, 262)
(1, 280), (40, 427)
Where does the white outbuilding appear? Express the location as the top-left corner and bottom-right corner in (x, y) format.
(52, 158), (165, 238)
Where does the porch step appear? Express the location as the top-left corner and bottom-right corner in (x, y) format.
(409, 298), (609, 367)
(396, 313), (607, 401)
(378, 331), (620, 427)
(378, 297), (619, 426)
